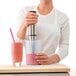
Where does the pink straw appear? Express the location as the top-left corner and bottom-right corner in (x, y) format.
(10, 28), (15, 43)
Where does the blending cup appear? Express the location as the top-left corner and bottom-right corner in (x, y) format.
(25, 40), (42, 65)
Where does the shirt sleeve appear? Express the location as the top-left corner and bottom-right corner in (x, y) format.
(15, 6), (30, 41)
(56, 13), (70, 60)
(13, 7), (25, 41)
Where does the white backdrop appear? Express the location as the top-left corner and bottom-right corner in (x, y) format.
(0, 0), (75, 67)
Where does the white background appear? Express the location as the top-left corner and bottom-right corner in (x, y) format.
(0, 0), (75, 67)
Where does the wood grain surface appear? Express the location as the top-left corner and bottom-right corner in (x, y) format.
(0, 64), (70, 73)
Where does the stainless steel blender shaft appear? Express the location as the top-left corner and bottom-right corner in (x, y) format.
(28, 11), (37, 40)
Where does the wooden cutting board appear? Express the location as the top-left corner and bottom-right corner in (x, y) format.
(0, 64), (70, 73)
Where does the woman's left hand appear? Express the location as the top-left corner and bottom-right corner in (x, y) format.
(35, 53), (60, 65)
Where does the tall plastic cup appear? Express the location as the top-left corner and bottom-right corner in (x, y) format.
(25, 40), (42, 65)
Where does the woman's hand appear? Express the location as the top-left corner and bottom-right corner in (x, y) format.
(24, 12), (38, 27)
(17, 12), (38, 39)
(35, 53), (60, 65)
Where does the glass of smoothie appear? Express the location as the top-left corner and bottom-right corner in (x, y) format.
(11, 41), (23, 66)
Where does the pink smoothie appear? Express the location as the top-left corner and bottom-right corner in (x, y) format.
(26, 54), (39, 65)
(11, 42), (23, 63)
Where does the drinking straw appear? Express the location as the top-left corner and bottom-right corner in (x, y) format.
(10, 28), (15, 43)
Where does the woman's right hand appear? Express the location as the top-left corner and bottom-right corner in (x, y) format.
(17, 12), (38, 39)
(24, 12), (38, 28)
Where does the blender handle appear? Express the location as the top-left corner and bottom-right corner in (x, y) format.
(28, 11), (37, 40)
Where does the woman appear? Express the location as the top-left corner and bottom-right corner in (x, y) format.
(17, 0), (69, 65)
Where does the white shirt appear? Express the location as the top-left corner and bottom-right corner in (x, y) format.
(17, 6), (70, 60)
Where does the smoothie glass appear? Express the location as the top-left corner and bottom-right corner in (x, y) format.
(11, 41), (23, 66)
